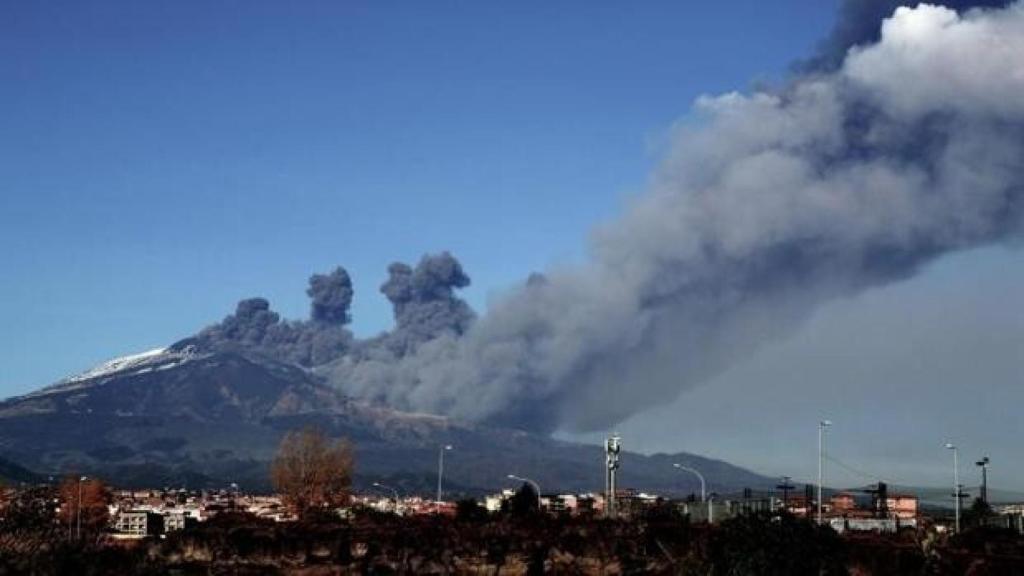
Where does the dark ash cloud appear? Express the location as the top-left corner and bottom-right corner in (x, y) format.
(188, 269), (357, 367)
(308, 267), (354, 325)
(380, 252), (474, 353)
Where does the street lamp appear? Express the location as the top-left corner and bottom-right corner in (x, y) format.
(672, 463), (707, 502)
(507, 474), (542, 510)
(436, 444), (453, 513)
(373, 482), (401, 513)
(945, 443), (960, 533)
(77, 475), (87, 541)
(818, 420), (832, 525)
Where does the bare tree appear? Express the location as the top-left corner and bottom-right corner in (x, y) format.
(271, 426), (354, 516)
(57, 476), (111, 542)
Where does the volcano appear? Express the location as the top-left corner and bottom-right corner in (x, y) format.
(0, 342), (771, 495)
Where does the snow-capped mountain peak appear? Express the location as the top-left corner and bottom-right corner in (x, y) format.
(25, 345), (201, 398)
(65, 347), (169, 383)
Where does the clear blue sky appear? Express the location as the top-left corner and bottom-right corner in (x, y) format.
(1, 0), (839, 393)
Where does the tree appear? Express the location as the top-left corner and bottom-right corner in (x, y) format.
(503, 482), (539, 518)
(58, 476), (111, 542)
(455, 498), (488, 522)
(963, 496), (995, 529)
(707, 512), (846, 576)
(271, 427), (354, 517)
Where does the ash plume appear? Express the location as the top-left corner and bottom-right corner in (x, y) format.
(188, 253), (475, 374)
(320, 253), (476, 399)
(189, 270), (355, 367)
(321, 3), (1024, 432)
(801, 0), (1013, 71)
(308, 267), (354, 325)
(379, 252), (475, 354)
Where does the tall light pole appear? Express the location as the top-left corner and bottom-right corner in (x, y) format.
(373, 482), (400, 513)
(672, 463), (706, 502)
(77, 475), (87, 541)
(945, 443), (960, 533)
(436, 444), (452, 513)
(818, 420), (831, 525)
(507, 474), (542, 511)
(976, 457), (990, 505)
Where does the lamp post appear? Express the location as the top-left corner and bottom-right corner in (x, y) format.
(818, 420), (831, 524)
(373, 482), (400, 513)
(436, 444), (452, 513)
(507, 474), (542, 511)
(945, 443), (960, 533)
(672, 463), (706, 502)
(77, 476), (87, 541)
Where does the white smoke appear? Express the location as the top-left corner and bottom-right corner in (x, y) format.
(325, 3), (1024, 432)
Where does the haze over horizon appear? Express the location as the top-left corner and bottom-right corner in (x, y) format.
(3, 1), (1023, 491)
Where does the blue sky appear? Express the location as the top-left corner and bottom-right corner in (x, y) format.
(1, 0), (839, 392)
(5, 1), (1023, 490)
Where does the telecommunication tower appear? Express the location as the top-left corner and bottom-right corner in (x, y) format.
(605, 434), (621, 518)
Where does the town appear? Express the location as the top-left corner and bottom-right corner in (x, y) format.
(2, 428), (1024, 574)
(66, 481), (1024, 539)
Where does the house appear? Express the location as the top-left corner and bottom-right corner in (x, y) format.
(885, 494), (918, 520)
(162, 510), (199, 532)
(114, 510), (163, 538)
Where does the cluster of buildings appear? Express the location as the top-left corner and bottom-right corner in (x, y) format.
(2, 479), (1021, 541)
(78, 479), (1024, 539)
(471, 484), (921, 533)
(108, 488), (289, 538)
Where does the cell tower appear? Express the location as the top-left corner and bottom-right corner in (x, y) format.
(605, 434), (621, 518)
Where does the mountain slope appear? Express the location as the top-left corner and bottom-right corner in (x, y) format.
(0, 347), (772, 495)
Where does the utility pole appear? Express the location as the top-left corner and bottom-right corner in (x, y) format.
(818, 419), (831, 524)
(777, 476), (795, 513)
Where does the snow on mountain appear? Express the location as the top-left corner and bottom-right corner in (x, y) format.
(24, 345), (201, 398)
(65, 348), (168, 382)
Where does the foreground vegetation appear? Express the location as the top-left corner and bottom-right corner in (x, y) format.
(3, 431), (1020, 574)
(3, 496), (1024, 575)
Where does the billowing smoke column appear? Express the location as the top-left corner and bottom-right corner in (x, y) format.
(322, 253), (477, 397)
(380, 252), (475, 354)
(191, 269), (355, 367)
(191, 253), (476, 374)
(323, 3), (1024, 431)
(308, 267), (354, 325)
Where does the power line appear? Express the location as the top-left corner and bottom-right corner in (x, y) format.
(823, 454), (915, 488)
